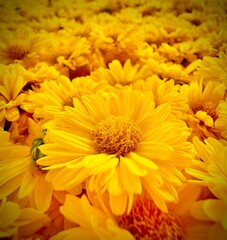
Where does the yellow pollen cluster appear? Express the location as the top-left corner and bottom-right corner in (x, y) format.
(193, 101), (218, 121)
(91, 116), (142, 156)
(202, 101), (218, 121)
(8, 45), (29, 60)
(118, 199), (184, 240)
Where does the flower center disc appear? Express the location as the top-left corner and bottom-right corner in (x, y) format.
(8, 45), (28, 60)
(193, 101), (218, 121)
(92, 116), (142, 156)
(118, 199), (184, 240)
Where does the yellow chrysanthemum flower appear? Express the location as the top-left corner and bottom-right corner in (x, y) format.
(25, 62), (60, 85)
(168, 183), (227, 240)
(216, 100), (227, 140)
(0, 64), (27, 127)
(51, 190), (195, 240)
(0, 127), (53, 212)
(186, 137), (227, 201)
(50, 194), (134, 240)
(36, 192), (77, 239)
(188, 199), (227, 240)
(48, 32), (91, 77)
(91, 59), (149, 87)
(182, 80), (226, 140)
(38, 89), (193, 215)
(22, 75), (109, 120)
(0, 197), (49, 239)
(0, 27), (47, 68)
(195, 51), (227, 88)
(146, 58), (201, 84)
(132, 75), (189, 118)
(88, 21), (144, 64)
(118, 197), (184, 240)
(7, 112), (31, 144)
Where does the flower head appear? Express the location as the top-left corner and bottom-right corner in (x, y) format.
(132, 75), (189, 118)
(89, 21), (144, 64)
(195, 51), (227, 88)
(22, 75), (109, 120)
(0, 64), (27, 126)
(91, 59), (149, 87)
(215, 100), (227, 140)
(118, 198), (184, 240)
(0, 28), (47, 68)
(50, 194), (134, 240)
(182, 80), (226, 140)
(0, 197), (49, 239)
(38, 89), (193, 215)
(186, 137), (227, 201)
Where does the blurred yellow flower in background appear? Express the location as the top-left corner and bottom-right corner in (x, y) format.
(0, 28), (47, 68)
(216, 101), (227, 140)
(195, 51), (227, 88)
(91, 59), (149, 87)
(185, 137), (227, 239)
(182, 80), (226, 140)
(22, 75), (109, 120)
(132, 75), (189, 118)
(187, 137), (227, 201)
(89, 21), (144, 65)
(189, 199), (227, 240)
(0, 64), (27, 126)
(0, 197), (49, 239)
(51, 194), (134, 240)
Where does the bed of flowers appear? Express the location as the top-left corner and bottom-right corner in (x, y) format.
(0, 0), (227, 239)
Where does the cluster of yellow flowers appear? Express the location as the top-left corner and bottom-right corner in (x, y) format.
(0, 0), (227, 239)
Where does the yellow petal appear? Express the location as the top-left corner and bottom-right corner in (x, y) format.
(128, 152), (158, 170)
(119, 160), (142, 194)
(4, 107), (20, 122)
(0, 200), (21, 227)
(136, 141), (173, 160)
(109, 192), (128, 216)
(34, 175), (53, 212)
(18, 172), (38, 199)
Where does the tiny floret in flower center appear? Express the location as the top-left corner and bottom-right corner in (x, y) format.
(118, 199), (184, 240)
(91, 116), (142, 156)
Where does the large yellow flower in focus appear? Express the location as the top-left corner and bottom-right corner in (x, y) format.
(38, 89), (193, 215)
